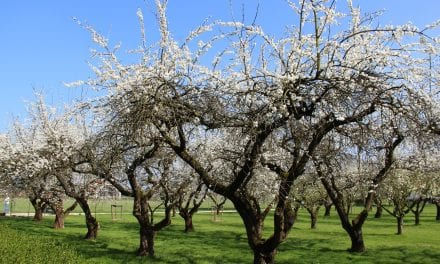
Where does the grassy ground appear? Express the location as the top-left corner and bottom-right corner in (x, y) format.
(0, 204), (439, 263)
(0, 197), (236, 216)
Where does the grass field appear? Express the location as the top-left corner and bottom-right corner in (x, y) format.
(1, 202), (439, 264)
(0, 197), (236, 216)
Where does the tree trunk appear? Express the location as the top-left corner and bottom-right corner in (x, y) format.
(310, 211), (318, 229)
(348, 227), (366, 252)
(216, 206), (223, 216)
(138, 225), (155, 257)
(396, 216), (404, 235)
(183, 214), (194, 233)
(77, 197), (99, 240)
(411, 198), (427, 225)
(374, 205), (383, 219)
(436, 202), (440, 221)
(324, 203), (332, 217)
(306, 207), (319, 229)
(29, 198), (46, 221)
(253, 250), (276, 264)
(34, 207), (44, 221)
(414, 211), (421, 225)
(53, 210), (65, 229)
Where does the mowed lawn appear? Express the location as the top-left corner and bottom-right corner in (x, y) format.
(0, 204), (439, 264)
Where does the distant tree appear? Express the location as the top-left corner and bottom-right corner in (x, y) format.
(83, 132), (176, 256)
(379, 169), (419, 234)
(292, 174), (327, 229)
(207, 192), (227, 218)
(172, 171), (208, 232)
(313, 123), (404, 251)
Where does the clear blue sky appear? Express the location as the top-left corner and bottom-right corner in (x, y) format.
(0, 0), (439, 132)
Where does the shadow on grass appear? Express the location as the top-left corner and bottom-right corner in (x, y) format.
(2, 214), (440, 264)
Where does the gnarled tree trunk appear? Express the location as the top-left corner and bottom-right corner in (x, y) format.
(53, 208), (65, 229)
(374, 205), (383, 219)
(29, 197), (46, 221)
(180, 211), (195, 233)
(323, 202), (332, 217)
(411, 198), (427, 226)
(138, 225), (156, 257)
(305, 206), (320, 229)
(254, 250), (276, 264)
(347, 227), (365, 252)
(76, 197), (99, 240)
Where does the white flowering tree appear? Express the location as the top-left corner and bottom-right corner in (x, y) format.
(291, 174), (327, 229)
(80, 127), (179, 256)
(379, 169), (421, 235)
(72, 0), (440, 262)
(2, 117), (78, 228)
(3, 94), (105, 236)
(314, 124), (404, 251)
(172, 168), (208, 233)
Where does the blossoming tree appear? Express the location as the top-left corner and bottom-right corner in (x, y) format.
(72, 0), (440, 262)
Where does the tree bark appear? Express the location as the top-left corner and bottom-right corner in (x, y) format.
(76, 197), (99, 240)
(180, 212), (195, 233)
(348, 227), (366, 252)
(253, 250), (276, 264)
(34, 207), (45, 221)
(29, 198), (46, 221)
(53, 209), (65, 229)
(411, 198), (427, 225)
(51, 200), (77, 229)
(230, 193), (296, 264)
(396, 216), (404, 235)
(436, 201), (440, 221)
(132, 192), (172, 257)
(306, 207), (319, 229)
(133, 193), (155, 257)
(138, 225), (156, 257)
(414, 211), (420, 225)
(324, 203), (332, 217)
(374, 205), (383, 219)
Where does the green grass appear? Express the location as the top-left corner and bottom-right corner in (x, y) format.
(1, 197), (236, 215)
(0, 205), (439, 263)
(0, 221), (93, 264)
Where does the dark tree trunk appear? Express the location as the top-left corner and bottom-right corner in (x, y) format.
(133, 194), (156, 257)
(396, 216), (404, 235)
(30, 198), (46, 221)
(374, 205), (383, 219)
(436, 202), (440, 221)
(34, 207), (44, 221)
(77, 197), (99, 240)
(181, 212), (194, 233)
(306, 207), (319, 229)
(230, 192), (296, 264)
(414, 211), (421, 225)
(310, 212), (318, 229)
(411, 198), (427, 226)
(324, 203), (332, 217)
(132, 192), (172, 257)
(138, 225), (156, 257)
(347, 227), (365, 252)
(253, 250), (276, 264)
